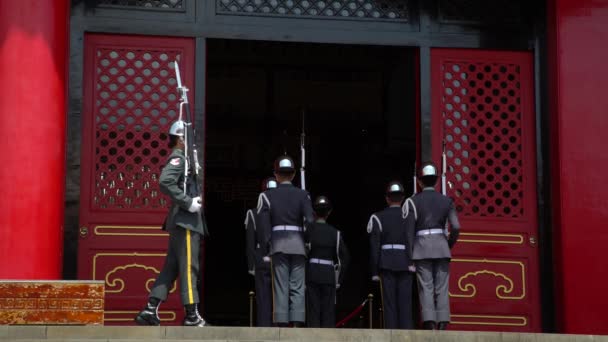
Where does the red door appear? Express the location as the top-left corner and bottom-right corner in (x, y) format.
(431, 49), (540, 331)
(78, 34), (196, 325)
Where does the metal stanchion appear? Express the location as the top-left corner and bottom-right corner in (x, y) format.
(249, 291), (255, 327)
(368, 293), (374, 329)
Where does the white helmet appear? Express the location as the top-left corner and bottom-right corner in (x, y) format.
(169, 120), (185, 137)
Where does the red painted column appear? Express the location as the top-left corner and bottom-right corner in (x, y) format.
(0, 1), (69, 279)
(548, 0), (608, 334)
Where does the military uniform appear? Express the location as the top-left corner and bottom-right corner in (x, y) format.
(402, 164), (460, 329)
(257, 157), (314, 325)
(367, 182), (415, 330)
(245, 178), (277, 327)
(306, 218), (350, 328)
(135, 121), (208, 327)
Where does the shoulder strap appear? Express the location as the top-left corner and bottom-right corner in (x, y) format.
(244, 209), (256, 231)
(256, 193), (271, 214)
(402, 197), (417, 220)
(366, 214), (382, 233)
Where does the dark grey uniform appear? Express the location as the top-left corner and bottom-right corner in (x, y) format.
(245, 208), (272, 327)
(368, 205), (415, 329)
(257, 182), (314, 324)
(306, 220), (350, 328)
(149, 148), (208, 306)
(402, 187), (460, 324)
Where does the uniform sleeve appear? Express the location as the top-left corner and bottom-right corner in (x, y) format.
(337, 235), (350, 286)
(301, 192), (315, 229)
(402, 198), (417, 261)
(159, 155), (193, 211)
(256, 192), (272, 257)
(367, 215), (381, 278)
(447, 199), (461, 248)
(245, 210), (256, 273)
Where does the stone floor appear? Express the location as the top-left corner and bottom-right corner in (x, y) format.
(1, 326), (607, 342)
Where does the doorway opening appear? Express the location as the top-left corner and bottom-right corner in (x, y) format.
(204, 39), (418, 326)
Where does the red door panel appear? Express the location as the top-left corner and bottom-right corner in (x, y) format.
(78, 34), (196, 325)
(431, 49), (540, 332)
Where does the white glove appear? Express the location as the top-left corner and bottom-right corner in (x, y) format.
(408, 265), (416, 273)
(188, 196), (202, 213)
(263, 256), (271, 263)
(336, 283), (341, 290)
(248, 270), (255, 276)
(371, 276), (380, 282)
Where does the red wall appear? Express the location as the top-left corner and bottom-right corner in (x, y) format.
(0, 1), (69, 278)
(549, 0), (608, 334)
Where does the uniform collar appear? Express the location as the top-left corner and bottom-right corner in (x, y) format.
(172, 148), (185, 156)
(389, 204), (401, 208)
(279, 181), (292, 185)
(423, 187), (435, 192)
(316, 218), (327, 223)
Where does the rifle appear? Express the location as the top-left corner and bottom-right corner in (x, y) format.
(300, 108), (306, 191)
(412, 161), (417, 195)
(174, 60), (201, 199)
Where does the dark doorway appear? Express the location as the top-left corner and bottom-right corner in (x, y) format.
(203, 39), (417, 326)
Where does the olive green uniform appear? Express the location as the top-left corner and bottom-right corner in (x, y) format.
(149, 148), (208, 305)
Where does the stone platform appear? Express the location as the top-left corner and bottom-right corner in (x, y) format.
(1, 326), (606, 342)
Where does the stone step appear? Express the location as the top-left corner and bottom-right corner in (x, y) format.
(1, 326), (606, 342)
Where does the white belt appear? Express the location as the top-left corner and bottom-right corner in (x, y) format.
(417, 229), (445, 236)
(272, 225), (303, 232)
(381, 244), (406, 250)
(310, 258), (334, 266)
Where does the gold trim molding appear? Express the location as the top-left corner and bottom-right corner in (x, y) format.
(93, 253), (176, 294)
(94, 225), (167, 237)
(450, 258), (526, 300)
(451, 314), (528, 327)
(459, 232), (524, 245)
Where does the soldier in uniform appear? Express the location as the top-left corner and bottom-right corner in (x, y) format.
(367, 181), (415, 329)
(402, 163), (460, 330)
(257, 155), (314, 327)
(306, 196), (350, 328)
(135, 120), (209, 327)
(245, 177), (278, 327)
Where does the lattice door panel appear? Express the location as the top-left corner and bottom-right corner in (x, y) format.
(431, 49), (540, 332)
(79, 34), (196, 326)
(85, 37), (195, 213)
(439, 62), (525, 219)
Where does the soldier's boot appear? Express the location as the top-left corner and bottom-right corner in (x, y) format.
(183, 304), (208, 327)
(134, 297), (161, 326)
(422, 321), (436, 330)
(437, 321), (449, 330)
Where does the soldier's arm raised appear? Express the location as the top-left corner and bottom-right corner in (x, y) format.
(159, 156), (193, 210)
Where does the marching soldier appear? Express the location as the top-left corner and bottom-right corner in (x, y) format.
(257, 155), (314, 327)
(306, 196), (350, 328)
(367, 181), (415, 329)
(135, 120), (209, 327)
(402, 163), (460, 330)
(245, 177), (278, 327)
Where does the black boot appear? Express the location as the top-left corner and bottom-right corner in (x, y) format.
(183, 304), (207, 327)
(437, 321), (449, 330)
(291, 321), (305, 328)
(135, 297), (161, 326)
(422, 321), (436, 330)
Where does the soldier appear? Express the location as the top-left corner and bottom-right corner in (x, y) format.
(402, 163), (460, 330)
(257, 155), (314, 327)
(367, 181), (415, 329)
(306, 196), (350, 328)
(135, 120), (209, 327)
(245, 177), (278, 327)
